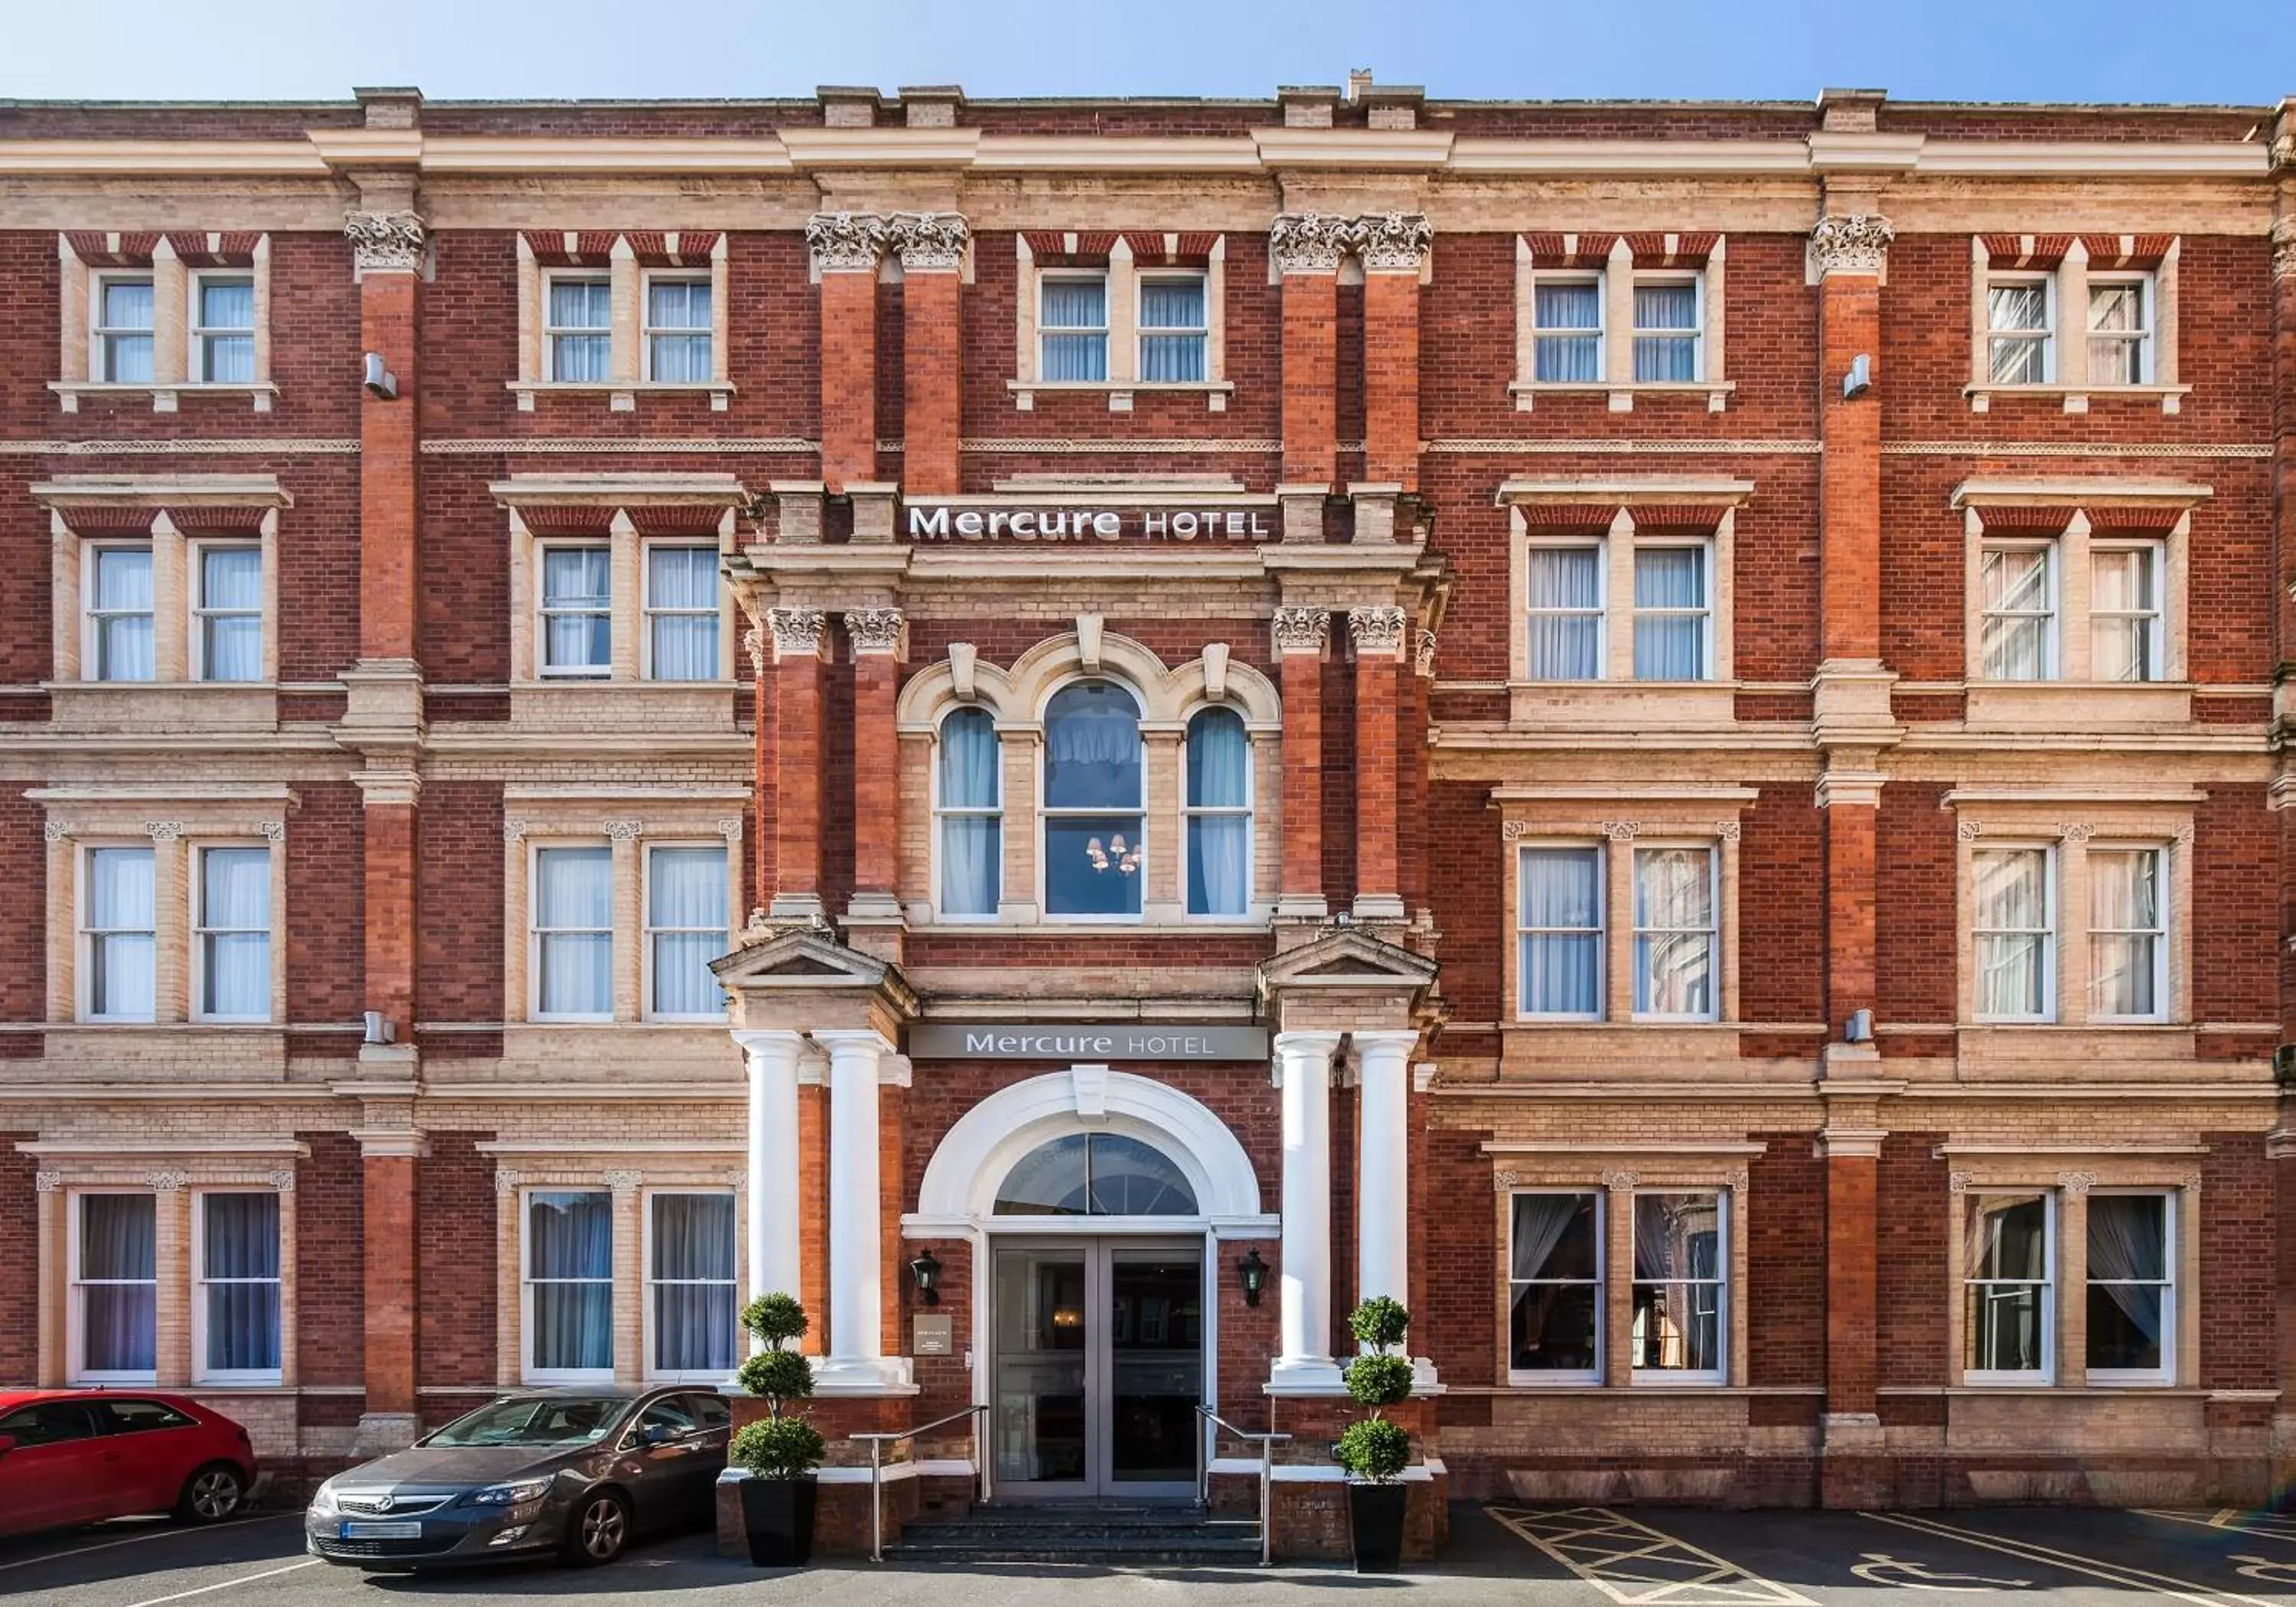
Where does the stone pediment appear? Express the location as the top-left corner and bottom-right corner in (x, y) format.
(711, 927), (921, 1017)
(1256, 925), (1438, 996)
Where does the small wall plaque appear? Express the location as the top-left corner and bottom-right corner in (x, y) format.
(914, 1314), (955, 1357)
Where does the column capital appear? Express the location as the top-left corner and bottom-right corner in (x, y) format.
(344, 210), (426, 274)
(811, 1026), (896, 1058)
(843, 606), (905, 656)
(1349, 1028), (1420, 1062)
(732, 1028), (810, 1060)
(885, 211), (969, 271)
(1354, 211), (1432, 272)
(1347, 605), (1409, 655)
(766, 605), (828, 660)
(1271, 605), (1332, 655)
(1271, 1028), (1344, 1061)
(805, 210), (887, 273)
(1268, 212), (1355, 275)
(1808, 213), (1895, 278)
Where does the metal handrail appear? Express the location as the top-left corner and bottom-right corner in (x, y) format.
(1193, 1403), (1290, 1567)
(850, 1403), (990, 1564)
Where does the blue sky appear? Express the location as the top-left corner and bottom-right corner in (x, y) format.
(2, 0), (2291, 104)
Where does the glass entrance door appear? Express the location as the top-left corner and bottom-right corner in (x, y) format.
(991, 1238), (1203, 1498)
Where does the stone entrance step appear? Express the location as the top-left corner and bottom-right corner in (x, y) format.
(882, 1498), (1264, 1566)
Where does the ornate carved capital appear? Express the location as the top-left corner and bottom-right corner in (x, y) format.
(1416, 629), (1437, 678)
(1948, 1171), (1971, 1195)
(267, 1169), (297, 1194)
(885, 212), (970, 271)
(805, 211), (887, 273)
(1268, 213), (1355, 275)
(1717, 820), (1743, 843)
(742, 624), (766, 675)
(1348, 606), (1408, 654)
(1808, 213), (1895, 278)
(1353, 211), (1433, 272)
(1955, 820), (1983, 842)
(494, 1166), (520, 1195)
(604, 1168), (644, 1194)
(502, 817), (528, 844)
(344, 211), (426, 272)
(42, 820), (72, 844)
(2058, 1169), (2095, 1198)
(604, 820), (644, 843)
(256, 820), (286, 844)
(1501, 820), (1535, 842)
(1271, 605), (1331, 654)
(146, 1169), (188, 1193)
(1492, 1169), (1519, 1191)
(2056, 822), (2095, 843)
(1600, 820), (1639, 842)
(1602, 1169), (1641, 1193)
(844, 607), (905, 655)
(2274, 217), (2296, 282)
(34, 1171), (61, 1194)
(716, 817), (745, 843)
(766, 606), (828, 660)
(145, 820), (183, 843)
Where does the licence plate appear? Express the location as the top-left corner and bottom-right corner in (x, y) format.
(341, 1521), (423, 1540)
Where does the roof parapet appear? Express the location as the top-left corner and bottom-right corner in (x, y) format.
(1817, 86), (1887, 133)
(1278, 84), (1342, 129)
(898, 85), (964, 129)
(354, 86), (423, 130)
(817, 85), (882, 129)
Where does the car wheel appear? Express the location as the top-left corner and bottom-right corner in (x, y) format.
(174, 1463), (247, 1523)
(563, 1490), (630, 1567)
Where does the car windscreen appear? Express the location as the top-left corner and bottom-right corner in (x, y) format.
(423, 1397), (628, 1447)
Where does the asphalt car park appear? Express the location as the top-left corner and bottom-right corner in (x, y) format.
(9, 1501), (2296, 1604)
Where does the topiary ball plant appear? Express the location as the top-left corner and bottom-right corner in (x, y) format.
(1335, 1296), (1415, 1485)
(731, 1292), (825, 1482)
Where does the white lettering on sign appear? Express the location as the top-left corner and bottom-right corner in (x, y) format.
(906, 506), (1272, 543)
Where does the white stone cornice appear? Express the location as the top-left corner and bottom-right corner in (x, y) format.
(1268, 213), (1355, 275)
(1808, 213), (1894, 278)
(805, 211), (886, 273)
(766, 605), (827, 660)
(1353, 211), (1432, 272)
(885, 212), (969, 271)
(344, 210), (426, 273)
(1347, 606), (1408, 654)
(1270, 605), (1330, 654)
(844, 607), (904, 656)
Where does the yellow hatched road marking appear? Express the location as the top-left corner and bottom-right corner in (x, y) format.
(1489, 1506), (1816, 1605)
(2139, 1509), (2296, 1547)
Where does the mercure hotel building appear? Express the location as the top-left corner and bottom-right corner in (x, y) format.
(2, 77), (2296, 1556)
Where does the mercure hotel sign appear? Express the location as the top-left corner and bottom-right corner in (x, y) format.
(908, 1024), (1270, 1061)
(905, 503), (1276, 543)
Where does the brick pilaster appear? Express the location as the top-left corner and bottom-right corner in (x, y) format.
(1349, 608), (1407, 920)
(1274, 606), (1331, 918)
(360, 1144), (420, 1423)
(1272, 215), (1352, 488)
(890, 214), (967, 497)
(807, 213), (886, 492)
(846, 608), (904, 924)
(768, 608), (829, 918)
(357, 268), (418, 664)
(1358, 214), (1430, 490)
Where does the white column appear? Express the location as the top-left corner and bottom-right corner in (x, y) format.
(732, 1030), (804, 1329)
(1270, 1029), (1343, 1392)
(1352, 1031), (1417, 1308)
(812, 1027), (914, 1393)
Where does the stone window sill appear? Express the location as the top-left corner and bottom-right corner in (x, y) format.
(1508, 380), (1734, 414)
(50, 380), (278, 414)
(1007, 380), (1234, 414)
(507, 380), (736, 413)
(1963, 382), (2190, 416)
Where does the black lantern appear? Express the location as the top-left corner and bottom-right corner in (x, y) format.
(909, 1247), (943, 1305)
(1237, 1247), (1268, 1307)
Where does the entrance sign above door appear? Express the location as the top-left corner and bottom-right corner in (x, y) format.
(905, 503), (1277, 543)
(908, 1024), (1269, 1061)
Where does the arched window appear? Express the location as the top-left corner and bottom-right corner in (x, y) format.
(936, 707), (1002, 918)
(993, 1133), (1200, 1216)
(1042, 680), (1143, 918)
(1183, 706), (1251, 916)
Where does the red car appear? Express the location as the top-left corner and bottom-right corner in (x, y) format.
(0, 1390), (257, 1538)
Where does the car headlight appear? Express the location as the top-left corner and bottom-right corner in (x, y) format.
(308, 1480), (341, 1518)
(464, 1477), (554, 1507)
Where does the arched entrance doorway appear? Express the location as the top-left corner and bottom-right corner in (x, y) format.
(907, 1070), (1271, 1501)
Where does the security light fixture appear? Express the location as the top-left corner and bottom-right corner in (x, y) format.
(1238, 1247), (1268, 1307)
(1841, 353), (1872, 399)
(909, 1246), (943, 1305)
(363, 351), (399, 400)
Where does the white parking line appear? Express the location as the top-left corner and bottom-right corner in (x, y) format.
(1861, 1510), (2278, 1607)
(2141, 1509), (2296, 1547)
(1489, 1506), (1816, 1605)
(121, 1557), (321, 1607)
(0, 1511), (298, 1576)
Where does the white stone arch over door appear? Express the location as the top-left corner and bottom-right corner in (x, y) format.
(906, 1066), (1273, 1236)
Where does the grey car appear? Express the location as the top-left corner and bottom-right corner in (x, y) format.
(305, 1387), (730, 1570)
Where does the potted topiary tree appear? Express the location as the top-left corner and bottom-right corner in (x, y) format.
(729, 1292), (827, 1566)
(1334, 1296), (1415, 1574)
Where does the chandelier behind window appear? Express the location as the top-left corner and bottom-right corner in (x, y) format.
(1083, 833), (1143, 875)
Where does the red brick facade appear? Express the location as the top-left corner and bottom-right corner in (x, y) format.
(1, 79), (2294, 1552)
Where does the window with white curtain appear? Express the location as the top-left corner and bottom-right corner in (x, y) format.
(1632, 545), (1711, 680)
(533, 845), (613, 1019)
(2087, 276), (2152, 386)
(644, 546), (719, 681)
(546, 276), (612, 382)
(1039, 274), (1109, 382)
(2090, 544), (2162, 683)
(73, 1193), (156, 1381)
(525, 1190), (613, 1380)
(937, 707), (1002, 919)
(1986, 276), (2053, 384)
(83, 845), (156, 1022)
(1518, 846), (1604, 1019)
(1974, 846), (2053, 1022)
(1631, 847), (1715, 1020)
(194, 275), (256, 384)
(539, 545), (611, 678)
(644, 277), (713, 383)
(646, 845), (727, 1019)
(197, 845), (271, 1022)
(649, 1192), (736, 1378)
(96, 276), (155, 384)
(1138, 274), (1207, 383)
(1531, 278), (1603, 382)
(196, 1191), (280, 1382)
(2089, 847), (2165, 1022)
(1527, 543), (1604, 680)
(194, 545), (263, 683)
(1631, 277), (1701, 382)
(1965, 1191), (2052, 1379)
(1978, 543), (2056, 680)
(1630, 1191), (1724, 1380)
(1043, 681), (1144, 918)
(2087, 1191), (2172, 1381)
(87, 546), (156, 683)
(1509, 1191), (1602, 1380)
(1183, 707), (1251, 918)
